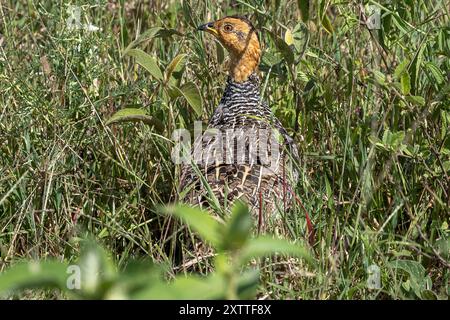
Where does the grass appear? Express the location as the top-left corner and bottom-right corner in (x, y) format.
(0, 0), (449, 299)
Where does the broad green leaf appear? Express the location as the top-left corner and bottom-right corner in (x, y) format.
(133, 274), (226, 300)
(421, 290), (438, 300)
(123, 27), (183, 56)
(297, 0), (310, 22)
(394, 59), (410, 79)
(388, 259), (429, 298)
(265, 28), (294, 65)
(400, 72), (411, 95)
(165, 53), (187, 83)
(221, 202), (252, 251)
(105, 108), (164, 131)
(236, 269), (260, 299)
(175, 82), (203, 116)
(126, 49), (163, 80)
(163, 205), (221, 247)
(123, 27), (162, 56)
(389, 260), (426, 279)
(0, 261), (68, 295)
(261, 51), (282, 68)
(291, 23), (309, 54)
(167, 86), (183, 100)
(372, 70), (387, 86)
(239, 236), (315, 266)
(105, 261), (161, 300)
(435, 237), (449, 259)
(381, 129), (405, 151)
(133, 270), (259, 300)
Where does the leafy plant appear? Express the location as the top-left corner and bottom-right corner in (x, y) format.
(0, 203), (314, 299)
(108, 45), (202, 129)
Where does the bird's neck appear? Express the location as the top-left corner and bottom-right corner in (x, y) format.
(228, 42), (261, 83)
(221, 73), (261, 104)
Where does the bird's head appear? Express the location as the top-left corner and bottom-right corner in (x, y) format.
(198, 16), (261, 82)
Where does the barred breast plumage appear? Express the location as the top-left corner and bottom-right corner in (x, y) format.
(180, 74), (298, 224)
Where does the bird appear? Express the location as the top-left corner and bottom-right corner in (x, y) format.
(179, 16), (299, 230)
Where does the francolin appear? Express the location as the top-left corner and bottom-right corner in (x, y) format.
(180, 16), (299, 230)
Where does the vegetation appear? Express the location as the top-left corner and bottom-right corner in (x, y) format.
(0, 0), (449, 299)
(0, 203), (313, 299)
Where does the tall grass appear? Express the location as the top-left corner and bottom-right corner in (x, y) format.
(0, 0), (448, 299)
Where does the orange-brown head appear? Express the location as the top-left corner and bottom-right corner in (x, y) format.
(198, 16), (261, 82)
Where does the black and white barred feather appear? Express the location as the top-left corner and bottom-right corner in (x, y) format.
(180, 73), (298, 225)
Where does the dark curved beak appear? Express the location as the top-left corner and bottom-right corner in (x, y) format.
(197, 22), (214, 31)
(197, 22), (218, 36)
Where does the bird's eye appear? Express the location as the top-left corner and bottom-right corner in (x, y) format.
(223, 24), (233, 32)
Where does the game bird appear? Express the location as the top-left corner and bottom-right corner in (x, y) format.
(180, 16), (300, 230)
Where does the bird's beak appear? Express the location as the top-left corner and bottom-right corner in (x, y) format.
(197, 22), (218, 36)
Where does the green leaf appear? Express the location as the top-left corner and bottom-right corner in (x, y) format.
(265, 28), (294, 65)
(106, 260), (161, 299)
(405, 95), (425, 106)
(77, 240), (116, 297)
(165, 53), (187, 83)
(425, 62), (444, 84)
(239, 236), (315, 266)
(167, 86), (182, 100)
(122, 27), (162, 56)
(163, 205), (221, 247)
(318, 0), (333, 35)
(133, 274), (226, 300)
(372, 70), (387, 86)
(236, 269), (260, 299)
(381, 129), (405, 151)
(0, 261), (68, 296)
(126, 49), (163, 80)
(391, 13), (409, 35)
(291, 23), (309, 55)
(105, 108), (164, 131)
(394, 59), (410, 79)
(123, 27), (183, 57)
(420, 290), (437, 300)
(175, 82), (203, 116)
(297, 0), (310, 22)
(400, 72), (411, 95)
(388, 259), (429, 298)
(321, 14), (334, 34)
(221, 202), (252, 251)
(435, 237), (450, 259)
